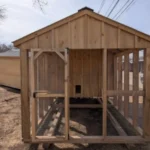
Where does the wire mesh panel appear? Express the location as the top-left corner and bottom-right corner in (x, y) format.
(29, 49), (69, 141)
(112, 49), (145, 136)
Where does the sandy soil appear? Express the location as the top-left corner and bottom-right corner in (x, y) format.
(0, 87), (29, 150)
(0, 86), (150, 150)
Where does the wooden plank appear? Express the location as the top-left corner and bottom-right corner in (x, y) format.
(117, 28), (120, 48)
(69, 136), (145, 144)
(64, 48), (69, 140)
(143, 48), (150, 136)
(38, 55), (44, 118)
(107, 110), (127, 136)
(68, 22), (71, 48)
(38, 108), (64, 150)
(55, 51), (65, 62)
(43, 54), (49, 113)
(107, 51), (114, 90)
(107, 90), (144, 96)
(84, 15), (88, 48)
(114, 55), (117, 106)
(86, 10), (150, 43)
(33, 136), (146, 143)
(52, 104), (104, 108)
(118, 56), (122, 111)
(34, 50), (44, 60)
(13, 10), (88, 46)
(102, 48), (107, 136)
(124, 53), (129, 118)
(101, 22), (105, 48)
(30, 50), (37, 139)
(20, 48), (30, 141)
(82, 50), (91, 97)
(133, 50), (139, 127)
(35, 93), (65, 98)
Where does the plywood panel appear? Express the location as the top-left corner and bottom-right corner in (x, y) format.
(88, 17), (101, 48)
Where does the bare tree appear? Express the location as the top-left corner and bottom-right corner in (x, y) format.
(0, 5), (6, 21)
(33, 0), (48, 12)
(0, 44), (16, 53)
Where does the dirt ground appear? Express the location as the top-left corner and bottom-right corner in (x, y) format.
(0, 86), (29, 150)
(0, 86), (150, 150)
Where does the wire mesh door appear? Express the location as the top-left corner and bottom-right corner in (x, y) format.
(30, 48), (69, 142)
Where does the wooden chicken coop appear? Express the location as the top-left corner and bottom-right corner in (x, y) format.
(13, 7), (150, 144)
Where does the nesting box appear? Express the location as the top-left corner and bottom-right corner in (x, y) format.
(13, 7), (150, 144)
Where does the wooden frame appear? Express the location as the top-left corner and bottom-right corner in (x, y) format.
(29, 48), (69, 142)
(20, 48), (150, 144)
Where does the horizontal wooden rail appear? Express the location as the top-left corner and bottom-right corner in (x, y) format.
(54, 104), (103, 108)
(107, 90), (144, 96)
(32, 136), (146, 143)
(34, 92), (65, 98)
(30, 48), (65, 52)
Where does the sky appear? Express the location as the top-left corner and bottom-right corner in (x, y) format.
(0, 0), (150, 45)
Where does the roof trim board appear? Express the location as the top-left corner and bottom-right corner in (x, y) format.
(13, 8), (150, 47)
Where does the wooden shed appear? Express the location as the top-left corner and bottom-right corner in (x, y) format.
(0, 50), (20, 89)
(13, 7), (150, 144)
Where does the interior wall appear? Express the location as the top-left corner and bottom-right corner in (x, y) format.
(69, 49), (102, 97)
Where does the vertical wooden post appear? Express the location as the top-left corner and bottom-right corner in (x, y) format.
(101, 22), (105, 48)
(102, 48), (107, 137)
(118, 56), (122, 111)
(30, 50), (37, 140)
(117, 28), (120, 48)
(114, 55), (117, 106)
(133, 50), (139, 127)
(20, 48), (30, 141)
(65, 48), (69, 140)
(143, 48), (150, 136)
(124, 52), (129, 118)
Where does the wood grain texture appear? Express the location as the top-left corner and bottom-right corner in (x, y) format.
(143, 48), (150, 136)
(20, 48), (30, 141)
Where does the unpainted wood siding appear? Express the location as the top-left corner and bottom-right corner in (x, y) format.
(20, 15), (150, 50)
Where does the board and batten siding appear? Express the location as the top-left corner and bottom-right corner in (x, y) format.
(19, 15), (150, 50)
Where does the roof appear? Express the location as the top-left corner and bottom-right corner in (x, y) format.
(0, 50), (20, 57)
(13, 7), (150, 47)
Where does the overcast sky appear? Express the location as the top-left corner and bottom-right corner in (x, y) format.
(0, 0), (150, 44)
